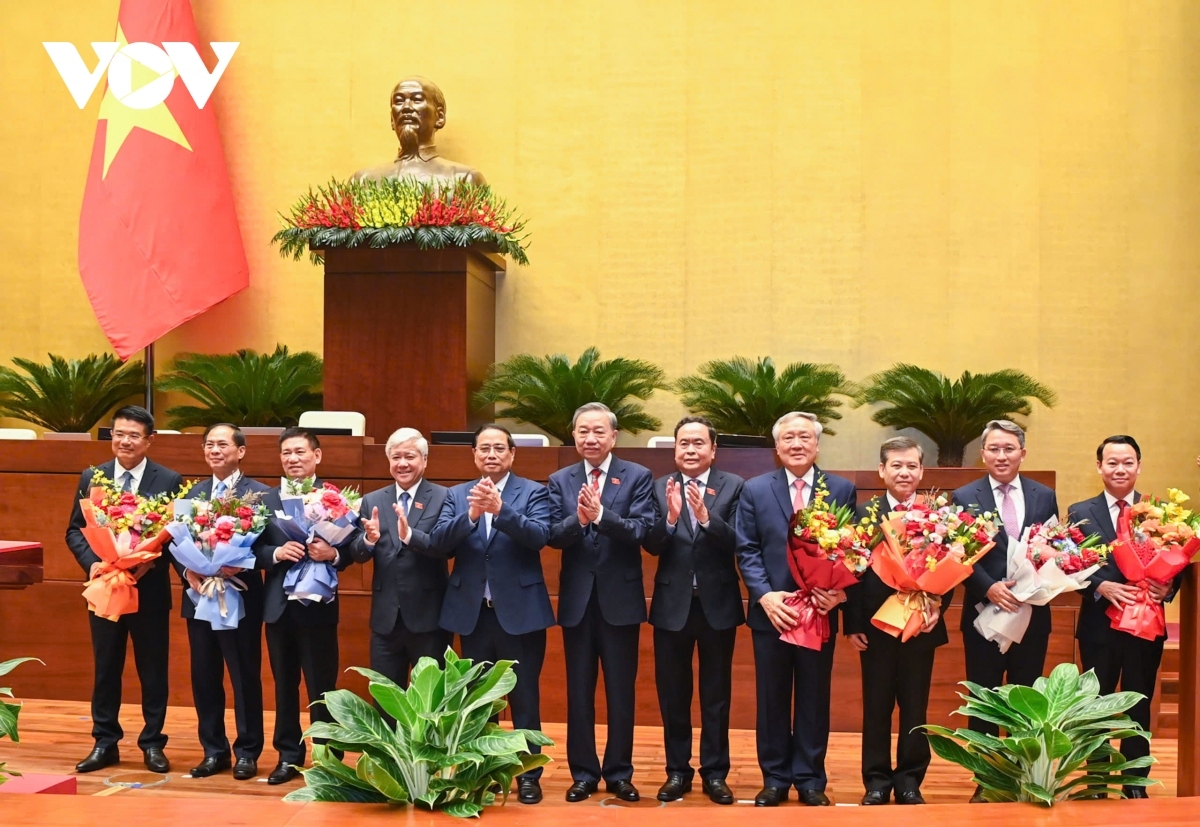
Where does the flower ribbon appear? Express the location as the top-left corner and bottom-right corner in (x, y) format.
(781, 585), (831, 649)
(197, 575), (247, 619)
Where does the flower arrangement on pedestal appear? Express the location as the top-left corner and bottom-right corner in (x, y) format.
(271, 178), (529, 265)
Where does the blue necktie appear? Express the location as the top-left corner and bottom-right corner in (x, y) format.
(399, 491), (410, 516)
(120, 471), (133, 492)
(214, 480), (228, 498)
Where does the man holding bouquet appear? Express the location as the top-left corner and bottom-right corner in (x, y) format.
(66, 405), (183, 774)
(175, 423), (270, 780)
(953, 419), (1058, 801)
(845, 437), (944, 806)
(735, 411), (857, 806)
(253, 427), (355, 785)
(1071, 435), (1171, 798)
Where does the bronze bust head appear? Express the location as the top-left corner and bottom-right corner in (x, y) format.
(352, 77), (486, 185)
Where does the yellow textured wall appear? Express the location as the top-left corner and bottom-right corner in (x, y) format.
(2, 0), (1199, 510)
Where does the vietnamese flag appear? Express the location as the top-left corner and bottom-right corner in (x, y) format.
(78, 0), (247, 359)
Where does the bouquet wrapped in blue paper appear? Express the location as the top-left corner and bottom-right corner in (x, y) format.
(166, 491), (269, 630)
(274, 480), (362, 605)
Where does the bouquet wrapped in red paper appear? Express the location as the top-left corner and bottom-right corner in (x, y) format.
(782, 483), (877, 650)
(80, 469), (191, 621)
(1106, 489), (1200, 641)
(871, 494), (997, 642)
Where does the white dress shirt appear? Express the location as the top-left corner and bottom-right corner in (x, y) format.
(989, 474), (1026, 530)
(210, 470), (241, 496)
(1104, 489), (1137, 531)
(113, 457), (148, 493)
(584, 454), (614, 523)
(391, 480), (423, 546)
(784, 466), (817, 509)
(667, 467), (712, 531)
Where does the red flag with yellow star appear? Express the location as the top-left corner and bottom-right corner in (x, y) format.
(79, 0), (247, 359)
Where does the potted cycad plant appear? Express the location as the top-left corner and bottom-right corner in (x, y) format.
(1, 657), (43, 785)
(853, 364), (1057, 466)
(672, 356), (855, 438)
(155, 345), (323, 429)
(0, 354), (144, 437)
(473, 347), (667, 444)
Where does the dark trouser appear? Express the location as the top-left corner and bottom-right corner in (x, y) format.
(187, 613), (264, 761)
(1079, 631), (1163, 779)
(859, 631), (936, 794)
(265, 604), (339, 765)
(962, 624), (1048, 735)
(653, 597), (737, 782)
(750, 627), (835, 791)
(460, 605), (547, 779)
(561, 589), (640, 784)
(89, 609), (169, 751)
(369, 614), (450, 690)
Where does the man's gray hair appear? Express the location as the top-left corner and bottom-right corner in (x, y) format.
(981, 419), (1025, 449)
(572, 402), (619, 432)
(385, 427), (429, 457)
(771, 411), (824, 442)
(879, 436), (924, 464)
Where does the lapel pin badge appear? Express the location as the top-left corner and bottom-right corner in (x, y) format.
(611, 477), (621, 485)
(414, 501), (424, 509)
(706, 487), (716, 496)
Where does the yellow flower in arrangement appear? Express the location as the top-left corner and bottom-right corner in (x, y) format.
(88, 468), (193, 542)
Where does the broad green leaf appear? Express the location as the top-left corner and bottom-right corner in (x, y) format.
(1022, 781), (1054, 804)
(462, 661), (518, 716)
(1006, 686), (1050, 724)
(0, 658), (42, 679)
(356, 753), (410, 802)
(1078, 669), (1100, 696)
(468, 731), (529, 756)
(284, 783), (389, 803)
(409, 660), (447, 714)
(515, 728), (555, 747)
(1042, 724), (1073, 760)
(443, 798), (483, 818)
(307, 745), (377, 792)
(0, 702), (21, 742)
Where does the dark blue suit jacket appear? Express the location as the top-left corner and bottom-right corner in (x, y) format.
(952, 474), (1059, 634)
(172, 473), (271, 621)
(735, 466), (857, 634)
(415, 474), (554, 637)
(548, 456), (655, 628)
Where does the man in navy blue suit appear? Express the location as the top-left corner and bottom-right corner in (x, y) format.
(548, 402), (655, 803)
(952, 419), (1058, 802)
(1071, 435), (1174, 799)
(175, 423), (271, 781)
(411, 423), (554, 805)
(735, 411), (857, 807)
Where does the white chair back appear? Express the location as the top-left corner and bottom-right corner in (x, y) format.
(0, 428), (36, 440)
(511, 433), (550, 447)
(647, 436), (675, 448)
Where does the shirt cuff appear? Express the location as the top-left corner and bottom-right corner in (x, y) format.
(666, 520), (677, 534)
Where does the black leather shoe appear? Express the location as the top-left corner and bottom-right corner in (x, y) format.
(565, 780), (598, 802)
(267, 762), (300, 785)
(703, 778), (735, 805)
(143, 748), (170, 773)
(896, 790), (925, 805)
(1124, 787), (1149, 799)
(969, 785), (987, 803)
(861, 790), (888, 805)
(232, 758), (258, 780)
(517, 778), (542, 804)
(75, 745), (119, 773)
(189, 755), (231, 777)
(798, 789), (830, 806)
(657, 772), (693, 801)
(606, 780), (640, 802)
(754, 786), (789, 806)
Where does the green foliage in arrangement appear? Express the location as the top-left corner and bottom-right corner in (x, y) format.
(473, 347), (667, 443)
(155, 345), (323, 429)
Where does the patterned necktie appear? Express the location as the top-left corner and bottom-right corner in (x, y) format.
(214, 480), (228, 498)
(590, 467), (602, 489)
(120, 471), (133, 493)
(686, 479), (699, 528)
(792, 478), (806, 513)
(999, 483), (1019, 538)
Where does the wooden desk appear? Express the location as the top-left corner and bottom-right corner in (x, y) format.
(0, 541), (43, 590)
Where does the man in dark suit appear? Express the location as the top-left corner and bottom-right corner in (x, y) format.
(952, 419), (1058, 801)
(253, 427), (355, 785)
(1071, 435), (1173, 799)
(413, 424), (554, 805)
(735, 411), (857, 807)
(548, 402), (655, 803)
(175, 423), (270, 781)
(66, 405), (183, 774)
(845, 436), (946, 806)
(643, 416), (744, 805)
(348, 428), (449, 692)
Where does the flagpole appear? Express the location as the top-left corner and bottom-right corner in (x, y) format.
(144, 343), (155, 416)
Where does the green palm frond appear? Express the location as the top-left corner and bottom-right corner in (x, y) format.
(0, 354), (145, 433)
(472, 347), (667, 443)
(672, 356), (855, 438)
(155, 346), (323, 429)
(853, 364), (1058, 466)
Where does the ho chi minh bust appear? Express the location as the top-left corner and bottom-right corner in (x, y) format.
(352, 76), (486, 186)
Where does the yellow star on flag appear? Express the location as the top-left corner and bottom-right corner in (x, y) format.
(98, 24), (192, 178)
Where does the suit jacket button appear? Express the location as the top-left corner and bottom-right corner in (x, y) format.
(485, 554), (491, 560)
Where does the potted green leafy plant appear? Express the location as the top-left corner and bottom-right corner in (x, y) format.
(0, 354), (144, 436)
(285, 649), (551, 817)
(473, 347), (667, 443)
(1, 657), (43, 785)
(672, 356), (855, 437)
(155, 345), (323, 429)
(853, 364), (1057, 466)
(922, 663), (1154, 803)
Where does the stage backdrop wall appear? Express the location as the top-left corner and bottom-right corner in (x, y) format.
(2, 0), (1199, 511)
